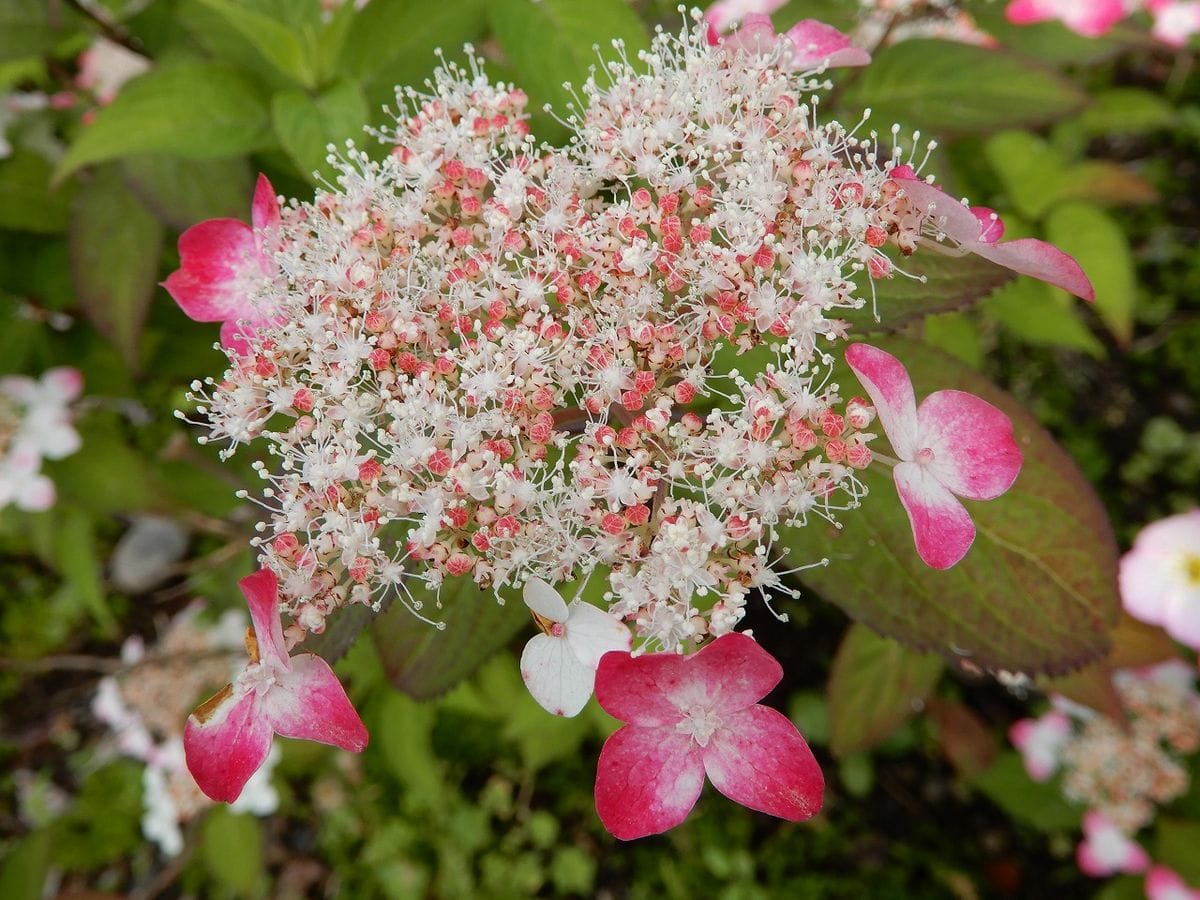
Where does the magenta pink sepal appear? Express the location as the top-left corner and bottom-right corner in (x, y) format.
(893, 172), (1094, 301)
(162, 174), (280, 355)
(183, 568), (368, 803)
(845, 343), (1023, 570)
(708, 13), (869, 70)
(592, 632), (824, 840)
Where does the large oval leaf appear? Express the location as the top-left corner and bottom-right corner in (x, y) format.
(839, 40), (1086, 134)
(372, 578), (526, 700)
(827, 622), (944, 758)
(783, 336), (1119, 675)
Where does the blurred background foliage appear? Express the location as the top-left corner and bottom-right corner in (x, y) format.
(0, 0), (1198, 896)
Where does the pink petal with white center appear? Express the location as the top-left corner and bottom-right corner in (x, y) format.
(1119, 511), (1200, 629)
(701, 705), (824, 821)
(563, 601), (632, 669)
(1009, 711), (1071, 781)
(521, 632), (597, 717)
(896, 176), (1095, 301)
(239, 569), (289, 666)
(1077, 810), (1150, 876)
(915, 390), (1022, 501)
(251, 174), (280, 247)
(845, 343), (920, 460)
(184, 688), (273, 803)
(1005, 0), (1053, 25)
(785, 19), (871, 68)
(43, 367), (84, 402)
(593, 647), (688, 725)
(893, 462), (977, 569)
(595, 723), (706, 840)
(263, 653), (369, 750)
(162, 218), (259, 322)
(1147, 865), (1200, 900)
(523, 577), (569, 622)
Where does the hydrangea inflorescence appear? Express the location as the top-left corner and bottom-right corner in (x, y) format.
(167, 10), (1090, 834)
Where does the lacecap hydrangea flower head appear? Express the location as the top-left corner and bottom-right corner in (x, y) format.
(166, 9), (1092, 837)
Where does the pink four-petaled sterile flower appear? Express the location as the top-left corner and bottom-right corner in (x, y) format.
(1119, 510), (1200, 650)
(184, 568), (368, 803)
(1147, 0), (1200, 47)
(593, 632), (823, 840)
(845, 343), (1023, 569)
(1147, 865), (1200, 900)
(1005, 0), (1127, 37)
(162, 174), (280, 354)
(1009, 710), (1072, 781)
(520, 578), (632, 717)
(706, 7), (871, 69)
(1076, 809), (1151, 877)
(890, 168), (1095, 302)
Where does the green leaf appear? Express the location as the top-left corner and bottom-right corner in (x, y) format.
(1155, 818), (1200, 886)
(201, 808), (265, 897)
(0, 152), (74, 233)
(972, 752), (1081, 832)
(338, 0), (488, 86)
(846, 250), (1014, 334)
(982, 278), (1105, 357)
(785, 337), (1119, 675)
(1077, 88), (1177, 136)
(826, 623), (944, 758)
(56, 63), (271, 181)
(0, 830), (51, 900)
(195, 0), (317, 87)
(984, 130), (1068, 220)
(121, 154), (254, 230)
(69, 166), (163, 370)
(488, 0), (650, 138)
(46, 413), (159, 515)
(1044, 201), (1136, 347)
(840, 40), (1085, 134)
(1057, 161), (1158, 208)
(54, 506), (117, 636)
(373, 689), (446, 809)
(272, 80), (370, 183)
(373, 578), (526, 699)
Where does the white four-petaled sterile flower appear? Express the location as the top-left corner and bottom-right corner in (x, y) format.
(1120, 510), (1200, 650)
(520, 578), (632, 717)
(1076, 810), (1150, 877)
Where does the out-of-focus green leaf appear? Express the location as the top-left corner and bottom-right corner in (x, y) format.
(54, 506), (117, 635)
(841, 40), (1086, 134)
(972, 752), (1081, 832)
(0, 152), (74, 233)
(272, 80), (369, 183)
(374, 690), (445, 809)
(1155, 818), (1200, 885)
(47, 414), (158, 515)
(984, 130), (1067, 220)
(373, 577), (526, 699)
(1057, 161), (1158, 207)
(827, 623), (944, 758)
(56, 64), (271, 180)
(983, 278), (1105, 357)
(0, 829), (51, 900)
(195, 0), (316, 87)
(68, 166), (163, 370)
(846, 250), (1013, 333)
(922, 312), (984, 369)
(488, 0), (650, 140)
(201, 808), (265, 897)
(1044, 201), (1136, 347)
(338, 0), (487, 87)
(121, 154), (254, 230)
(1077, 88), (1177, 136)
(785, 337), (1119, 675)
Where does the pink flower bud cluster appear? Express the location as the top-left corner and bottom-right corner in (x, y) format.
(182, 18), (1044, 650)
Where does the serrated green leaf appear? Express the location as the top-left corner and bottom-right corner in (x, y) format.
(272, 80), (369, 183)
(847, 250), (1014, 334)
(1044, 201), (1136, 347)
(195, 0), (316, 87)
(56, 63), (271, 180)
(827, 622), (944, 758)
(488, 0), (650, 141)
(201, 808), (265, 896)
(840, 40), (1085, 134)
(972, 752), (1081, 832)
(0, 152), (74, 233)
(785, 337), (1119, 675)
(982, 278), (1105, 357)
(68, 166), (163, 370)
(373, 578), (526, 699)
(121, 154), (254, 230)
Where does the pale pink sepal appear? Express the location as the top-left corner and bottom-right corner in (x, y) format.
(1005, 0), (1125, 36)
(1009, 710), (1071, 781)
(896, 175), (1095, 301)
(1151, 2), (1200, 48)
(845, 343), (1022, 570)
(184, 568), (368, 803)
(785, 20), (871, 68)
(1119, 510), (1200, 650)
(704, 0), (787, 34)
(1146, 865), (1200, 900)
(593, 633), (823, 839)
(1076, 810), (1150, 876)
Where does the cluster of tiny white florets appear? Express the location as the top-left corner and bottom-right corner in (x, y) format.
(1058, 664), (1200, 832)
(189, 15), (949, 651)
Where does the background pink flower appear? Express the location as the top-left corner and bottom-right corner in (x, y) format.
(1120, 510), (1200, 649)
